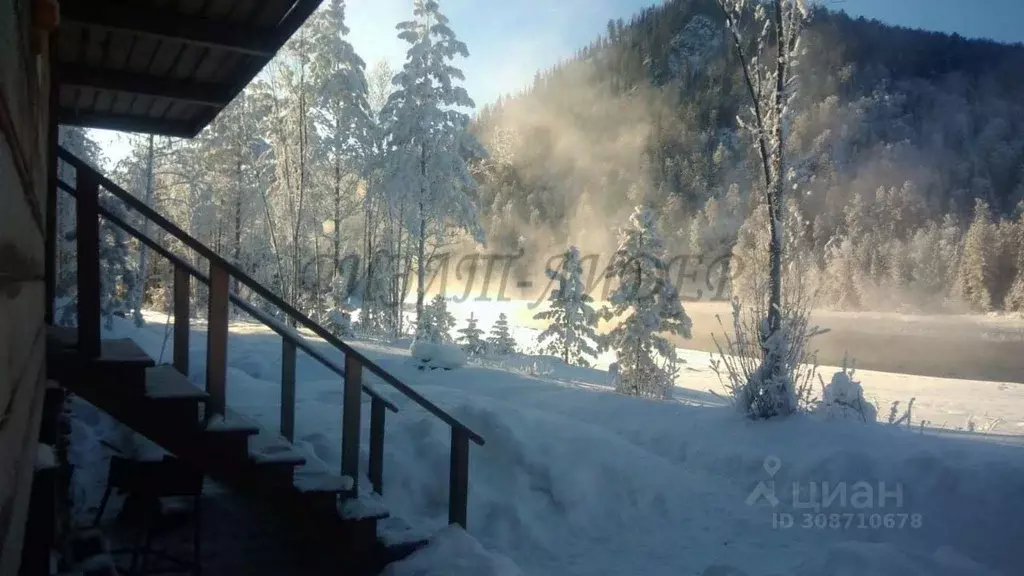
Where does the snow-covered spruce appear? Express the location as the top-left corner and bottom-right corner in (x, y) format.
(487, 313), (518, 355)
(456, 313), (487, 356)
(382, 0), (485, 328)
(417, 294), (456, 344)
(533, 246), (603, 367)
(603, 206), (692, 399)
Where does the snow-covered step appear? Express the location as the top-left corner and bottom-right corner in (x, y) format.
(340, 490), (390, 521)
(246, 428), (306, 466)
(202, 409), (260, 435)
(293, 464), (354, 494)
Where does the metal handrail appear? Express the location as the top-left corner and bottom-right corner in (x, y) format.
(57, 146), (483, 445)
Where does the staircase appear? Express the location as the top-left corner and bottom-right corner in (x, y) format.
(48, 146), (485, 573)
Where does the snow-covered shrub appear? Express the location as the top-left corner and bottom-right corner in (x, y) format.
(325, 271), (357, 337)
(710, 292), (825, 418)
(533, 246), (603, 366)
(486, 313), (518, 355)
(456, 313), (487, 356)
(417, 295), (455, 344)
(604, 207), (692, 399)
(327, 309), (354, 337)
(816, 367), (876, 422)
(411, 341), (466, 371)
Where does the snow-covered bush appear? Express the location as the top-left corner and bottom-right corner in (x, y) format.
(456, 313), (487, 356)
(533, 246), (603, 367)
(816, 367), (876, 423)
(325, 271), (357, 337)
(486, 313), (518, 355)
(417, 295), (455, 344)
(711, 293), (825, 418)
(603, 207), (692, 399)
(411, 341), (466, 371)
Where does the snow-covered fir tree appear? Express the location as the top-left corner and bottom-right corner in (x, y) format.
(604, 206), (692, 399)
(487, 313), (518, 355)
(417, 294), (456, 344)
(533, 246), (603, 367)
(956, 199), (997, 311)
(310, 0), (374, 308)
(381, 0), (485, 335)
(456, 313), (487, 356)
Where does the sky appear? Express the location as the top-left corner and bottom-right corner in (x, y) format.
(91, 0), (1024, 164)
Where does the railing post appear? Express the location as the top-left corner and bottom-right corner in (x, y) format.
(369, 397), (386, 494)
(281, 339), (296, 442)
(341, 354), (362, 489)
(205, 264), (229, 417)
(173, 265), (190, 376)
(449, 428), (470, 528)
(75, 169), (101, 358)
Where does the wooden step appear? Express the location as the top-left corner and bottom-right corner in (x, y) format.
(144, 365), (208, 401)
(293, 459), (355, 510)
(199, 408), (261, 462)
(46, 326), (154, 392)
(142, 365), (207, 428)
(46, 326), (153, 367)
(245, 428), (307, 486)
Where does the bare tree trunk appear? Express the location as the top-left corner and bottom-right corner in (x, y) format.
(136, 134), (155, 309)
(415, 142), (428, 330)
(416, 211), (427, 329)
(334, 140), (342, 272)
(766, 0), (786, 339)
(233, 158), (243, 296)
(314, 234), (322, 319)
(291, 65), (309, 325)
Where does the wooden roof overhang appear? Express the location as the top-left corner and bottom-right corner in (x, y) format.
(55, 0), (323, 137)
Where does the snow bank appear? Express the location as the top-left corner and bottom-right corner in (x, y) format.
(382, 525), (522, 576)
(75, 311), (1024, 576)
(795, 541), (1000, 576)
(410, 341), (466, 370)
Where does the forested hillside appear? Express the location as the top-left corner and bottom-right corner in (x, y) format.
(472, 0), (1024, 312)
(58, 0), (1024, 324)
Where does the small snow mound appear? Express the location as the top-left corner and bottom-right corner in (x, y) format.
(817, 370), (877, 423)
(796, 541), (999, 576)
(411, 341), (466, 371)
(382, 525), (522, 576)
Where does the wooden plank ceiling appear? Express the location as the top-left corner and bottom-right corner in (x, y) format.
(56, 0), (322, 138)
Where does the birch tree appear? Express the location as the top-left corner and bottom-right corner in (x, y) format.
(717, 0), (808, 409)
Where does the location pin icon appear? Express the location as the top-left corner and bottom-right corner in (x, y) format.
(764, 456), (781, 478)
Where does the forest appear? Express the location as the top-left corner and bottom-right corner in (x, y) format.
(55, 0), (1024, 347)
(472, 0), (1024, 313)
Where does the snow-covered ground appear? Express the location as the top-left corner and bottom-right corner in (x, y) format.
(74, 307), (1024, 576)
